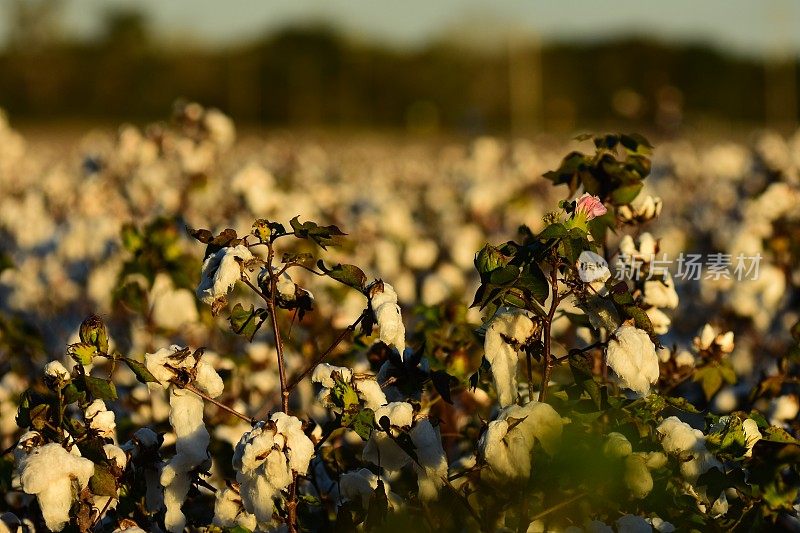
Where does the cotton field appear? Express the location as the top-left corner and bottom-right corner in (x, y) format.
(1, 104), (800, 532)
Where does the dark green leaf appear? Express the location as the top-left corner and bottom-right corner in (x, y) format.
(89, 464), (118, 497)
(82, 375), (118, 401)
(123, 357), (159, 384)
(317, 261), (368, 291)
(229, 303), (269, 341)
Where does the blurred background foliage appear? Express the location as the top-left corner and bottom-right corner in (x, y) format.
(0, 0), (797, 135)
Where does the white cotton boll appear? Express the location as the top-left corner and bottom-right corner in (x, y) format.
(484, 310), (537, 407)
(638, 233), (657, 256)
(271, 412), (314, 475)
(239, 472), (278, 524)
(603, 432), (632, 459)
(769, 395), (799, 426)
(374, 402), (413, 428)
(643, 273), (679, 309)
(624, 453), (653, 498)
(144, 345), (183, 386)
(354, 378), (387, 411)
(150, 274), (198, 330)
(104, 444), (127, 469)
(409, 420), (448, 501)
(478, 402), (563, 483)
(85, 400), (116, 439)
(214, 487), (257, 530)
(204, 109), (236, 150)
(713, 387), (737, 413)
(370, 283), (406, 356)
(606, 326), (659, 396)
(695, 324), (716, 351)
(44, 360), (71, 381)
(19, 443), (95, 532)
(311, 364), (353, 389)
(657, 416), (721, 481)
(645, 451), (668, 470)
(162, 458), (192, 533)
(404, 239), (439, 270)
(616, 515), (652, 533)
(674, 351), (695, 368)
(196, 245), (253, 305)
(113, 526), (147, 533)
(645, 307), (671, 335)
(339, 468), (380, 508)
(169, 389), (208, 464)
(193, 360), (224, 398)
(362, 432), (412, 471)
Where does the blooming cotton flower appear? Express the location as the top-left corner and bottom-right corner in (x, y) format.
(575, 193), (608, 220)
(606, 325), (659, 396)
(196, 244), (253, 305)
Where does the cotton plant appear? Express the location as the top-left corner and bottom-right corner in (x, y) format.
(5, 132), (800, 532)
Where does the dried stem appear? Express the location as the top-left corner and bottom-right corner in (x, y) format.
(183, 383), (255, 425)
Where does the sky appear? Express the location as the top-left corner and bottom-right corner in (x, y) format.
(1, 0), (800, 57)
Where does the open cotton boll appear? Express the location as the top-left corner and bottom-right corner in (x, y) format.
(374, 402), (413, 428)
(213, 486), (257, 531)
(44, 360), (70, 382)
(645, 307), (671, 335)
(144, 345), (184, 386)
(150, 274), (198, 330)
(196, 244), (253, 305)
(409, 420), (448, 501)
(339, 468), (381, 508)
(354, 378), (387, 411)
(85, 399), (116, 439)
(657, 416), (721, 481)
(18, 443), (95, 532)
(602, 432), (632, 459)
(484, 309), (537, 407)
(643, 273), (679, 310)
(769, 395), (799, 426)
(369, 282), (406, 357)
(311, 364), (353, 389)
(478, 402), (562, 483)
(404, 239), (439, 270)
(606, 325), (659, 396)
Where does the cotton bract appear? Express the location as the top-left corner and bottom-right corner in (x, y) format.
(606, 325), (659, 396)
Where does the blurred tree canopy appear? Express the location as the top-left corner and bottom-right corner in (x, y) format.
(0, 6), (797, 133)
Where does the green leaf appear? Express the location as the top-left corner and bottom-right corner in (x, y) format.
(82, 375), (118, 401)
(317, 261), (367, 291)
(350, 408), (375, 441)
(474, 244), (510, 276)
(610, 182), (643, 205)
(123, 357), (159, 384)
(68, 342), (98, 366)
(694, 365), (723, 401)
(489, 265), (519, 285)
(290, 216), (346, 249)
(569, 351), (602, 409)
(537, 223), (567, 241)
(229, 303), (269, 341)
(332, 379), (359, 412)
(89, 464), (118, 497)
(623, 306), (655, 337)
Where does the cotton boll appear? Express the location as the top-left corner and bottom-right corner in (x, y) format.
(196, 245), (254, 305)
(18, 443), (95, 532)
(624, 453), (653, 498)
(85, 399), (117, 439)
(354, 378), (387, 411)
(409, 420), (448, 501)
(404, 239), (439, 270)
(647, 517), (676, 532)
(369, 282), (406, 356)
(311, 364), (353, 389)
(643, 273), (679, 309)
(645, 307), (671, 335)
(602, 432), (632, 459)
(194, 360), (224, 398)
(769, 395), (799, 426)
(657, 416), (721, 481)
(362, 432), (412, 471)
(606, 326), (659, 396)
(484, 309), (537, 407)
(339, 468), (380, 508)
(150, 274), (198, 330)
(710, 491), (728, 517)
(374, 402), (414, 428)
(674, 351), (695, 368)
(144, 345), (183, 386)
(44, 360), (71, 384)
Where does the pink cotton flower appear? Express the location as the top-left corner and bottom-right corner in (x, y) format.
(575, 193), (607, 220)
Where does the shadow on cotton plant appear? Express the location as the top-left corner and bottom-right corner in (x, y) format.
(3, 134), (800, 533)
